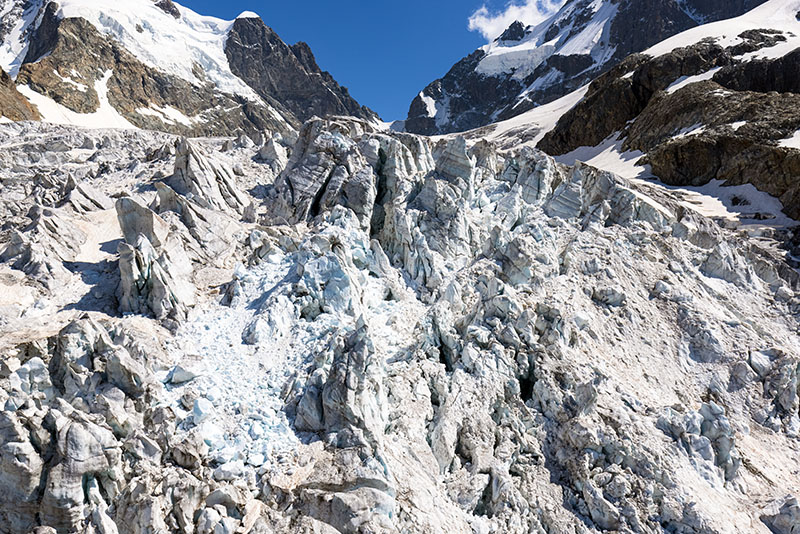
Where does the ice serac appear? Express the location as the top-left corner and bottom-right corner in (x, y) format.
(224, 16), (379, 124)
(116, 197), (195, 322)
(1, 317), (157, 534)
(0, 205), (87, 288)
(1, 21), (800, 533)
(405, 0), (768, 135)
(271, 118), (378, 229)
(170, 138), (249, 215)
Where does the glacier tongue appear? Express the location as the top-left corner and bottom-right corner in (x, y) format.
(0, 117), (798, 534)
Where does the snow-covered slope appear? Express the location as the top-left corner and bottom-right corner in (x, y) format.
(405, 0), (767, 135)
(53, 0), (260, 99)
(0, 0), (376, 134)
(644, 0), (800, 56)
(475, 1), (620, 82)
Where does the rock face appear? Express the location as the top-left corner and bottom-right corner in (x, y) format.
(538, 22), (800, 219)
(405, 0), (767, 135)
(224, 17), (378, 124)
(0, 67), (39, 121)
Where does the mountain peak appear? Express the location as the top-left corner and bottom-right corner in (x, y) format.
(0, 0), (377, 134)
(236, 10), (260, 19)
(406, 0), (770, 135)
(497, 20), (530, 43)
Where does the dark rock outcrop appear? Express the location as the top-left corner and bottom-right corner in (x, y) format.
(538, 40), (734, 155)
(714, 47), (800, 93)
(404, 50), (523, 136)
(628, 82), (800, 219)
(498, 21), (529, 43)
(225, 17), (378, 124)
(153, 0), (180, 19)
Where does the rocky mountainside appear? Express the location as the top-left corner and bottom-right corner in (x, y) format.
(405, 0), (766, 135)
(225, 17), (377, 125)
(0, 0), (376, 136)
(536, 0), (800, 227)
(0, 66), (38, 121)
(1, 1), (800, 534)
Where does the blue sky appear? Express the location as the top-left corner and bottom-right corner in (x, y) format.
(180, 0), (503, 121)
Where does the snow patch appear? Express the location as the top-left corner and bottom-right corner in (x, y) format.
(236, 11), (259, 19)
(420, 92), (437, 118)
(18, 70), (136, 129)
(487, 84), (588, 146)
(665, 67), (722, 94)
(476, 43), (555, 81)
(557, 1), (617, 59)
(473, 0), (618, 82)
(665, 179), (794, 229)
(136, 104), (200, 127)
(53, 69), (88, 92)
(779, 129), (800, 149)
(555, 132), (650, 180)
(645, 0), (800, 59)
(672, 123), (707, 140)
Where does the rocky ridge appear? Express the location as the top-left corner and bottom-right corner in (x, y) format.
(0, 113), (798, 533)
(224, 17), (378, 125)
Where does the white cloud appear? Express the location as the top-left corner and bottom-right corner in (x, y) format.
(468, 0), (567, 41)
